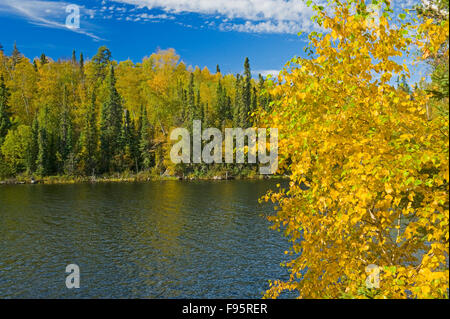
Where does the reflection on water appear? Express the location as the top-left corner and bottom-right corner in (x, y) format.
(0, 180), (291, 298)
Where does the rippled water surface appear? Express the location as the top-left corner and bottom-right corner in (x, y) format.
(0, 180), (291, 298)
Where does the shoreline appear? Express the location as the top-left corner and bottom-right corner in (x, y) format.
(0, 174), (289, 185)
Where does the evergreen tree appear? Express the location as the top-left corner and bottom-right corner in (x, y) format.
(0, 43), (3, 52)
(59, 86), (73, 172)
(251, 86), (257, 120)
(27, 115), (39, 173)
(241, 57), (252, 128)
(258, 74), (272, 111)
(36, 108), (50, 176)
(139, 106), (153, 170)
(216, 80), (230, 128)
(0, 75), (12, 146)
(79, 91), (98, 175)
(216, 64), (221, 74)
(79, 52), (84, 75)
(71, 50), (77, 65)
(11, 42), (22, 67)
(40, 53), (48, 66)
(399, 75), (412, 94)
(233, 74), (243, 127)
(129, 114), (140, 172)
(99, 66), (123, 172)
(196, 88), (202, 121)
(186, 73), (196, 127)
(120, 109), (139, 171)
(92, 46), (112, 80)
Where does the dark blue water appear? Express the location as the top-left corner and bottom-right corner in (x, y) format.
(0, 180), (292, 298)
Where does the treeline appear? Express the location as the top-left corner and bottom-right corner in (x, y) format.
(0, 45), (273, 179)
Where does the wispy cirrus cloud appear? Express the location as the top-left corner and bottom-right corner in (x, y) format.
(105, 0), (422, 34)
(109, 0), (315, 34)
(0, 0), (102, 40)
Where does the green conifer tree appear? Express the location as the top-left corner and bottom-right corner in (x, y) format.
(79, 91), (98, 175)
(100, 66), (123, 172)
(11, 42), (22, 67)
(0, 75), (12, 146)
(139, 106), (153, 170)
(241, 57), (252, 128)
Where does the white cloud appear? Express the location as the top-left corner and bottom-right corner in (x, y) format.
(111, 0), (311, 21)
(107, 0), (422, 34)
(0, 0), (102, 40)
(138, 13), (175, 20)
(111, 0), (316, 33)
(253, 69), (280, 78)
(220, 20), (308, 34)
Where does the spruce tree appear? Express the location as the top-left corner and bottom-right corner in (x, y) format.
(258, 74), (271, 111)
(399, 75), (411, 94)
(186, 73), (196, 128)
(216, 80), (230, 128)
(120, 109), (138, 171)
(233, 74), (243, 127)
(40, 53), (48, 66)
(129, 115), (140, 172)
(0, 75), (12, 146)
(196, 88), (202, 121)
(79, 91), (98, 175)
(27, 115), (39, 173)
(139, 106), (153, 170)
(241, 57), (252, 128)
(11, 42), (22, 67)
(71, 50), (77, 65)
(99, 66), (123, 172)
(79, 52), (84, 75)
(36, 108), (50, 176)
(251, 86), (257, 122)
(59, 86), (73, 171)
(92, 46), (112, 80)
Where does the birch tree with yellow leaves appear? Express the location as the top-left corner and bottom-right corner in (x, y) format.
(261, 0), (449, 299)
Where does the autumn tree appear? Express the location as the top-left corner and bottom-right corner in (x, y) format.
(0, 45), (262, 179)
(1, 125), (32, 174)
(261, 0), (449, 299)
(418, 0), (449, 104)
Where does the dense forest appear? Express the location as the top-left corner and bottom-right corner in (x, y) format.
(0, 45), (273, 181)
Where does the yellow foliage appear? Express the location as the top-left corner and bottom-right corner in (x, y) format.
(260, 0), (449, 299)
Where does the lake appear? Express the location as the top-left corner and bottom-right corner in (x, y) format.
(0, 180), (292, 298)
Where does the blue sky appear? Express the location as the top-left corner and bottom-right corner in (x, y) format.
(0, 0), (315, 76)
(0, 0), (424, 80)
